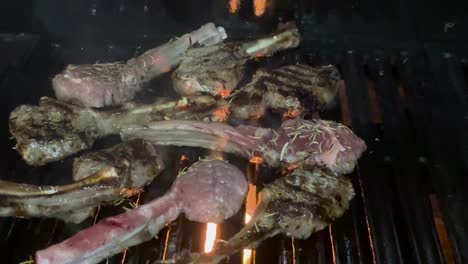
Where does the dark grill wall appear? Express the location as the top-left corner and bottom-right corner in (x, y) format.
(1, 0), (468, 263)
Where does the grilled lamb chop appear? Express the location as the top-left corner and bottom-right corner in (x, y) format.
(53, 23), (227, 107)
(35, 160), (248, 264)
(0, 139), (164, 223)
(10, 96), (218, 166)
(172, 22), (301, 97)
(166, 168), (355, 264)
(121, 118), (366, 175)
(229, 64), (341, 119)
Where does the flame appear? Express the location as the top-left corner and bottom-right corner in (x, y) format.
(217, 88), (231, 98)
(204, 223), (218, 253)
(229, 0), (240, 13)
(245, 184), (257, 222)
(282, 109), (302, 120)
(243, 184), (258, 264)
(243, 249), (253, 264)
(180, 155), (188, 161)
(211, 106), (230, 122)
(249, 156), (264, 164)
(253, 0), (267, 16)
(245, 213), (252, 224)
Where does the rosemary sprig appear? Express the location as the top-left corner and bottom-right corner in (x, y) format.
(19, 256), (34, 264)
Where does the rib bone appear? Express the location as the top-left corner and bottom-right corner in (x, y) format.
(35, 160), (248, 264)
(53, 23), (227, 107)
(0, 139), (164, 223)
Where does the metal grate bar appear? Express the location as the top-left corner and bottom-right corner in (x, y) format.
(324, 51), (372, 264)
(368, 54), (444, 264)
(397, 51), (468, 264)
(340, 50), (404, 264)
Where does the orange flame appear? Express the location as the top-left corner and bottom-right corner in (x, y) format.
(217, 88), (231, 98)
(243, 183), (258, 264)
(243, 249), (253, 264)
(245, 184), (257, 222)
(282, 109), (302, 119)
(229, 0), (240, 13)
(180, 155), (188, 161)
(204, 223), (218, 253)
(249, 156), (264, 164)
(211, 106), (230, 122)
(253, 0), (267, 16)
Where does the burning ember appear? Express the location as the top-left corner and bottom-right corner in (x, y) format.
(254, 0), (267, 16)
(217, 88), (231, 98)
(229, 0), (240, 13)
(282, 109), (302, 120)
(204, 223), (218, 253)
(249, 156), (264, 164)
(211, 106), (230, 122)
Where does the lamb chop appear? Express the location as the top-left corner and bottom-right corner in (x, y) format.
(35, 159), (248, 264)
(229, 64), (341, 120)
(53, 23), (227, 107)
(172, 22), (301, 97)
(165, 168), (355, 264)
(121, 118), (367, 175)
(0, 139), (164, 223)
(9, 95), (219, 166)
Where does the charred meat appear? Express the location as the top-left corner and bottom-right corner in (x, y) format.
(9, 96), (219, 166)
(121, 118), (366, 175)
(53, 23), (227, 107)
(229, 64), (341, 119)
(72, 139), (164, 187)
(35, 160), (248, 264)
(172, 22), (301, 97)
(169, 168), (354, 264)
(0, 139), (164, 223)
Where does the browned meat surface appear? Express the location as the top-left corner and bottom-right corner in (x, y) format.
(0, 140), (164, 223)
(72, 139), (164, 187)
(9, 96), (219, 166)
(229, 64), (341, 119)
(53, 23), (227, 107)
(166, 168), (355, 264)
(35, 160), (248, 264)
(121, 118), (366, 175)
(172, 22), (301, 97)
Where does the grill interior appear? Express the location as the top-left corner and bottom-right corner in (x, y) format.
(1, 1), (468, 263)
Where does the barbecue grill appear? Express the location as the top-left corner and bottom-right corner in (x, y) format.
(1, 0), (467, 263)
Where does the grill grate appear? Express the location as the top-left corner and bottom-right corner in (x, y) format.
(1, 26), (468, 264)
